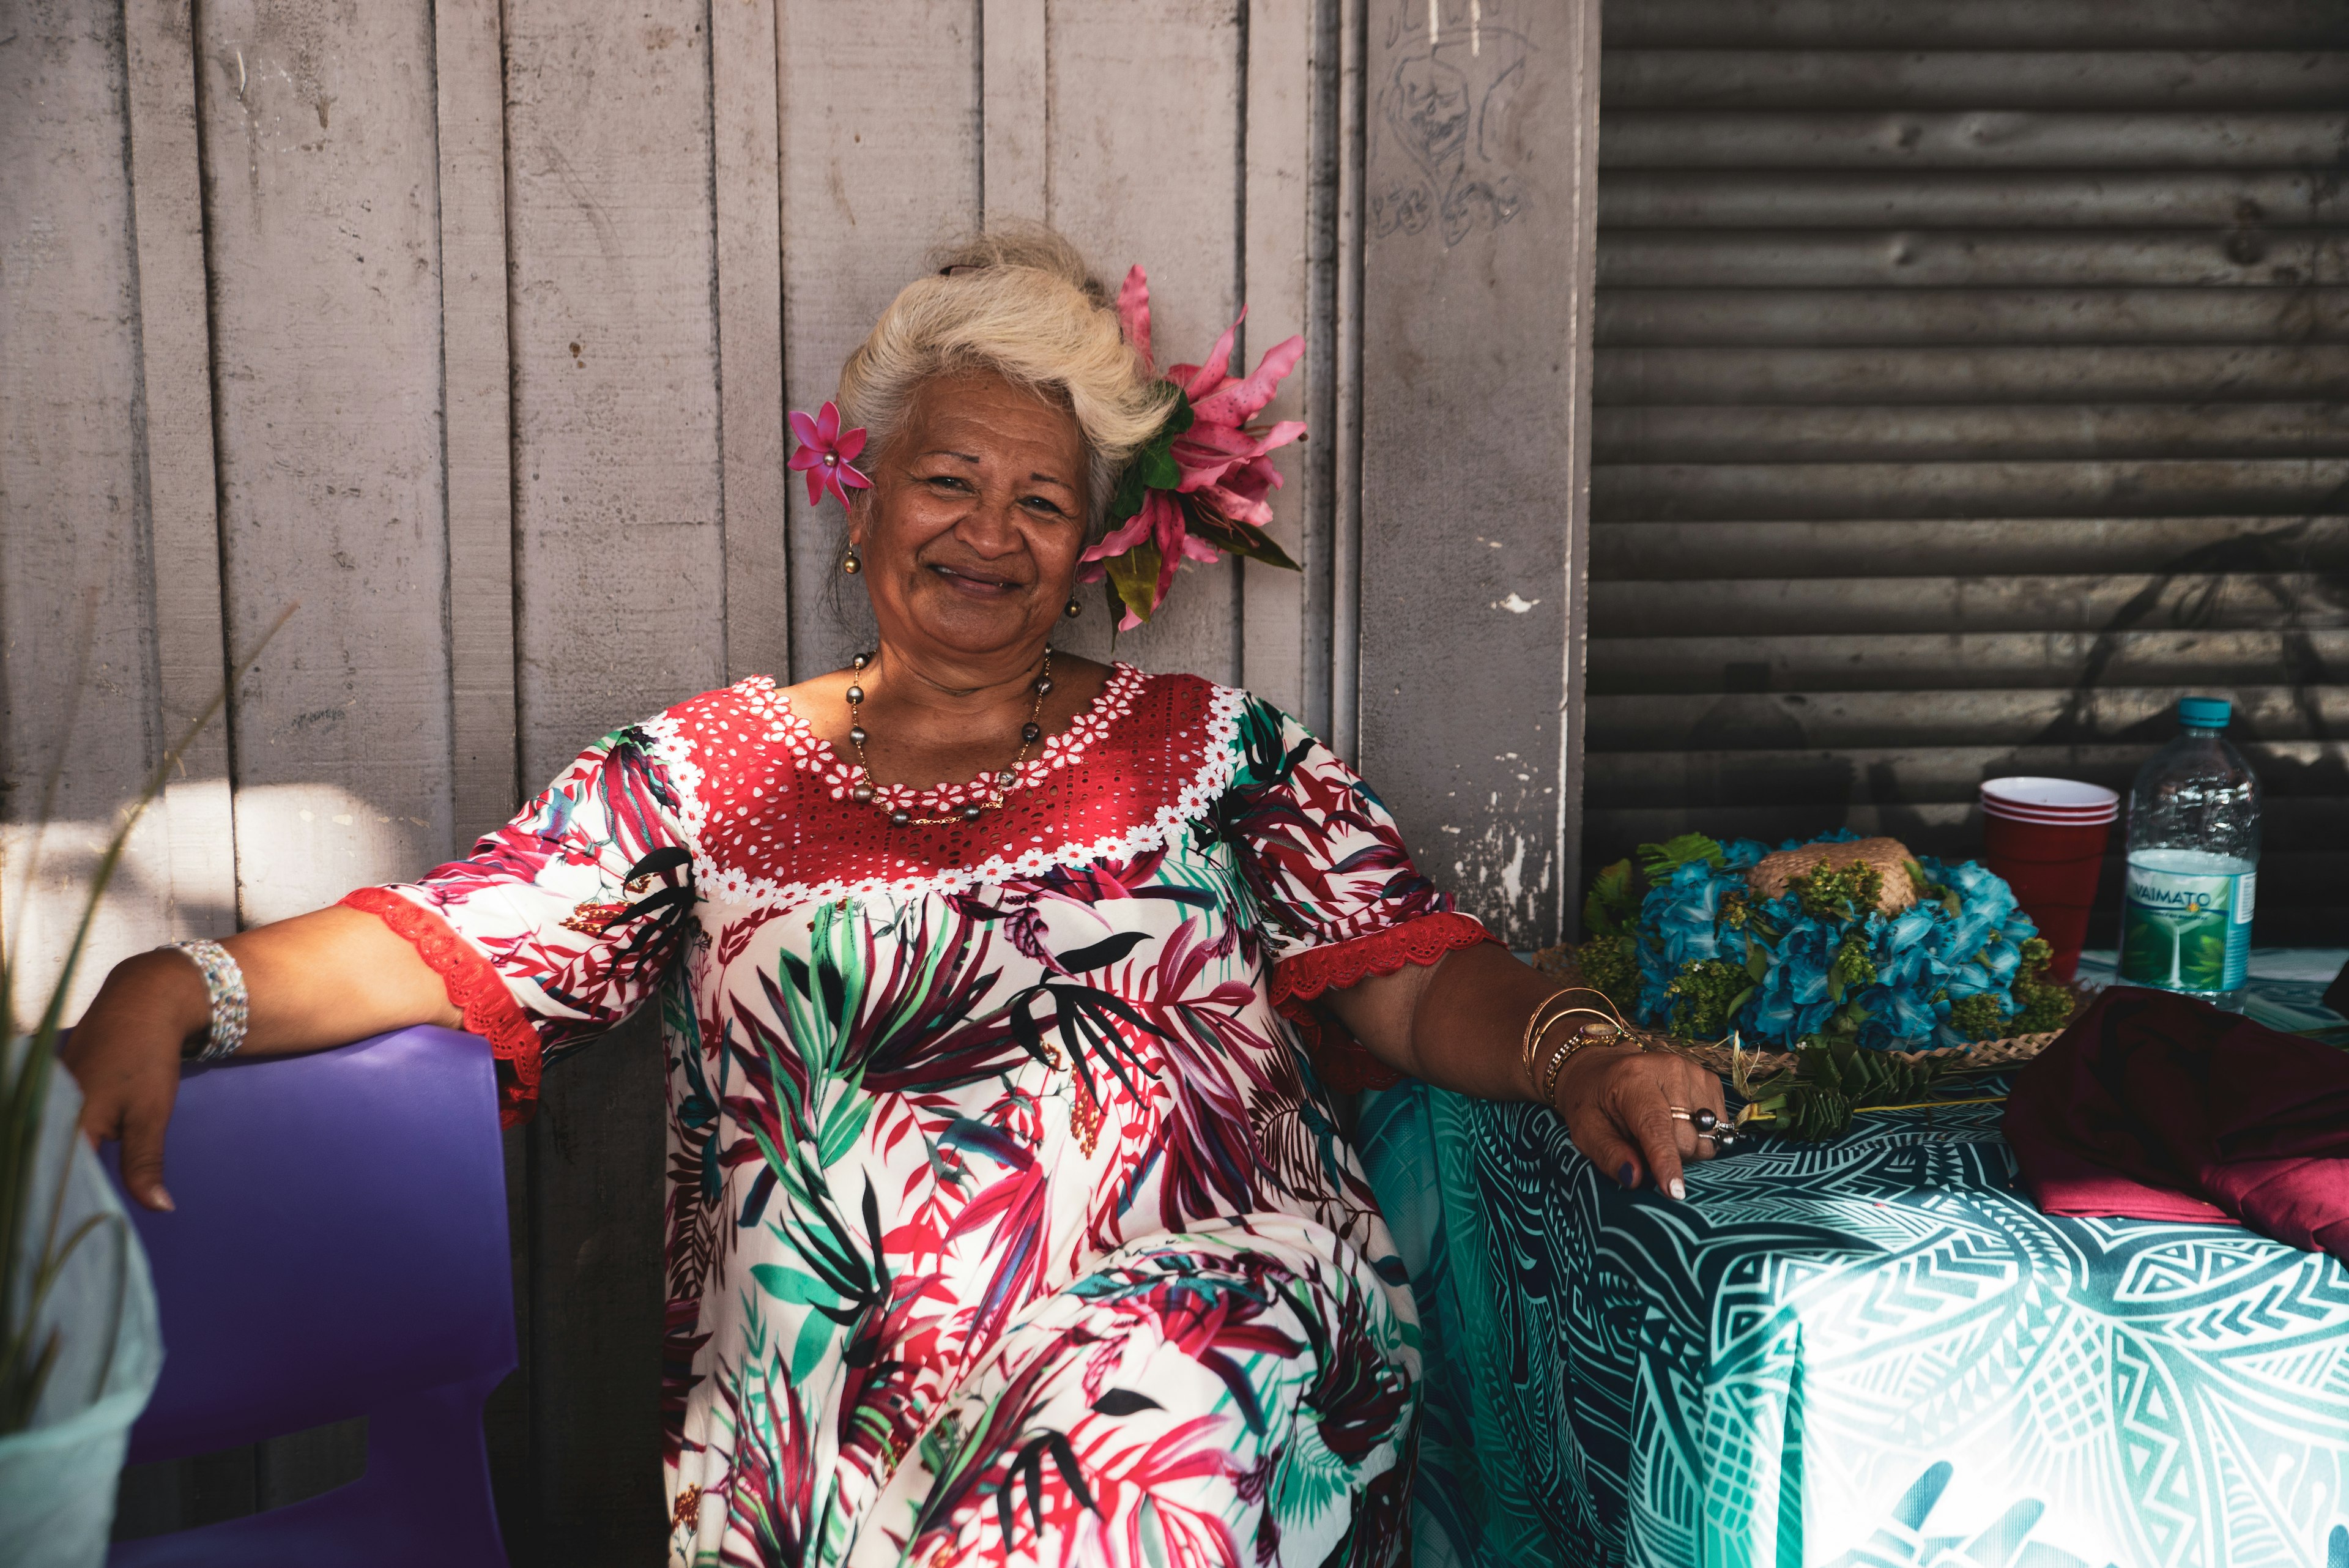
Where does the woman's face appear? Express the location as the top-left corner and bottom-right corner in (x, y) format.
(850, 370), (1089, 671)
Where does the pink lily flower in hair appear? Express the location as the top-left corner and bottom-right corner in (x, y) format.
(1079, 266), (1307, 629)
(1165, 308), (1308, 521)
(789, 400), (872, 508)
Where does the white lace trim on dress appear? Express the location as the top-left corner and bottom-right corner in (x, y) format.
(636, 671), (1247, 911)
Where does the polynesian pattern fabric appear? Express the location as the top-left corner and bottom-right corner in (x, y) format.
(344, 663), (1488, 1568)
(1358, 1080), (2349, 1568)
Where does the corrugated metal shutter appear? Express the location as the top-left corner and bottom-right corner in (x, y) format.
(1586, 0), (2349, 945)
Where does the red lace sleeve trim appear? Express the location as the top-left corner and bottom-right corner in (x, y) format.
(340, 887), (544, 1128)
(1269, 911), (1500, 1093)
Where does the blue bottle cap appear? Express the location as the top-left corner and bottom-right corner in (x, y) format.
(2178, 695), (2230, 729)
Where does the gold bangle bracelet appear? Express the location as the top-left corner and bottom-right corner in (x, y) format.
(1518, 992), (1584, 1095)
(1519, 987), (1638, 1105)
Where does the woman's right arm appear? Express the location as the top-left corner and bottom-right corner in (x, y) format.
(72, 700), (710, 1214)
(63, 905), (460, 1213)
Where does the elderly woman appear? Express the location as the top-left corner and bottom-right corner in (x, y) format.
(66, 230), (1724, 1567)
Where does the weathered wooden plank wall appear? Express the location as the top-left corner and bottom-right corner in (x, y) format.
(779, 0), (979, 677)
(124, 0), (239, 948)
(204, 0), (457, 931)
(1, 0), (1600, 1556)
(2, 0), (179, 1038)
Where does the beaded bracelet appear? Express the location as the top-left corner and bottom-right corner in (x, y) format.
(1542, 1022), (1612, 1108)
(1519, 989), (1625, 1104)
(1538, 1008), (1637, 1112)
(166, 939), (249, 1062)
(1526, 1008), (1586, 1098)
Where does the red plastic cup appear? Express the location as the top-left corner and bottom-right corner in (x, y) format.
(1979, 778), (2118, 983)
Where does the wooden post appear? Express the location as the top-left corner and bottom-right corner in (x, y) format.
(193, 0), (458, 930)
(0, 0), (182, 1023)
(184, 0), (459, 1508)
(1242, 0), (1317, 721)
(430, 0), (530, 1540)
(1012, 0), (1248, 684)
(979, 0), (1048, 225)
(1330, 0), (1368, 761)
(1354, 0), (1600, 945)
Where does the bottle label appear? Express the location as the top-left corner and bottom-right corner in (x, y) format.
(2119, 863), (2252, 995)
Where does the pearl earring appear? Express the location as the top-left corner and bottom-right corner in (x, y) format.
(1064, 596), (1082, 619)
(843, 545), (861, 575)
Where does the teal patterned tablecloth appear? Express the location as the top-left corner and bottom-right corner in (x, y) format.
(1360, 989), (2349, 1567)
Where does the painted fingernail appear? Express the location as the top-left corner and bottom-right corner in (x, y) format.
(1668, 1178), (1687, 1202)
(1617, 1162), (1638, 1189)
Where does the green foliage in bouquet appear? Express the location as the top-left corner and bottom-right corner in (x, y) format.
(1945, 992), (2007, 1042)
(2009, 938), (2074, 1034)
(1575, 857), (1645, 1017)
(1789, 860), (1883, 924)
(1667, 957), (1753, 1039)
(1576, 831), (1754, 1023)
(1946, 937), (2067, 1041)
(1735, 1040), (1940, 1142)
(1827, 932), (1879, 1000)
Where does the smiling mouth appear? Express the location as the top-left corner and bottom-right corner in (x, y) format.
(927, 563), (1026, 596)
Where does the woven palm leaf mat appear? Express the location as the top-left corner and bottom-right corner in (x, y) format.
(1529, 946), (2066, 1078)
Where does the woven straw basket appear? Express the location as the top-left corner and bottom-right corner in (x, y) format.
(1745, 835), (1919, 915)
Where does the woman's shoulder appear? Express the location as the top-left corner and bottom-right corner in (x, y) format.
(1082, 664), (1289, 769)
(580, 677), (818, 820)
(620, 674), (808, 754)
(1096, 663), (1288, 723)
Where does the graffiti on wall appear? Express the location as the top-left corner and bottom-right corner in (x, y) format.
(1371, 0), (1531, 245)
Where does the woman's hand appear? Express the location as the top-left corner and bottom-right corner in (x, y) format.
(1325, 940), (1731, 1199)
(1551, 1041), (1729, 1201)
(63, 949), (211, 1211)
(61, 906), (466, 1212)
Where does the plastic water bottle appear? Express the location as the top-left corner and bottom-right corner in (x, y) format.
(2117, 695), (2261, 1008)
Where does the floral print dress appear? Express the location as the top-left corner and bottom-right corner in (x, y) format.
(344, 663), (1493, 1568)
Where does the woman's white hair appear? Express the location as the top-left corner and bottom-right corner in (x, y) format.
(836, 226), (1173, 538)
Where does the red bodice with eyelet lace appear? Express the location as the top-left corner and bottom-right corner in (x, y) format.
(678, 663), (1222, 904)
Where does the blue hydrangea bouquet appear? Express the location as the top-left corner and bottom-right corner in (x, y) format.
(1573, 828), (2074, 1055)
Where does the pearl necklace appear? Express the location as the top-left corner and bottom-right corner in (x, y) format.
(843, 650), (1055, 827)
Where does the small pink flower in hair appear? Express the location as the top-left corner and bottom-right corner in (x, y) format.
(789, 401), (872, 508)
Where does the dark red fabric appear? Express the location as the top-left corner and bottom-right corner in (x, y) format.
(2003, 986), (2349, 1262)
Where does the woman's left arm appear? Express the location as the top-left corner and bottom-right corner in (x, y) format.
(1222, 697), (1725, 1198)
(1319, 941), (1727, 1200)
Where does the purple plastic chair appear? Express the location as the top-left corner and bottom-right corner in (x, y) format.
(103, 1025), (516, 1567)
